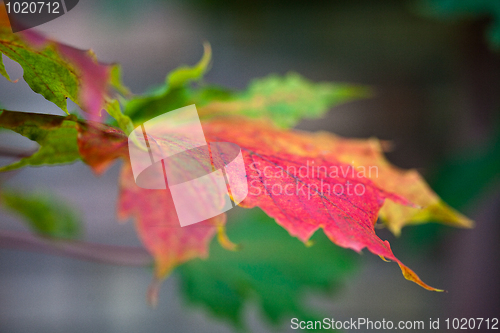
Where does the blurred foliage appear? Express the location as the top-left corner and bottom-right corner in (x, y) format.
(0, 190), (83, 239)
(416, 0), (500, 51)
(395, 119), (500, 256)
(178, 208), (358, 330)
(431, 121), (500, 208)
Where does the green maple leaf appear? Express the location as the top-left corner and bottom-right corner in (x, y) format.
(0, 110), (80, 171)
(178, 208), (358, 330)
(0, 18), (129, 124)
(198, 72), (372, 128)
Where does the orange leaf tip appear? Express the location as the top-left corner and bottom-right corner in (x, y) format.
(397, 262), (444, 292)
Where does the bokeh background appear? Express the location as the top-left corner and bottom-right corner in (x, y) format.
(0, 0), (499, 332)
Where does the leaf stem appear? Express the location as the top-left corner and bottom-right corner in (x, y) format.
(0, 229), (152, 266)
(0, 146), (36, 158)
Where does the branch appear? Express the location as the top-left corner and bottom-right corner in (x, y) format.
(0, 230), (152, 266)
(0, 146), (36, 158)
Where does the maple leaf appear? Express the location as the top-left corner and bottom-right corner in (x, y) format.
(118, 47), (469, 236)
(118, 163), (227, 298)
(0, 107), (132, 173)
(0, 110), (221, 303)
(0, 2), (474, 315)
(0, 23), (467, 293)
(1, 109), (469, 294)
(0, 3), (128, 121)
(198, 72), (372, 128)
(0, 109), (132, 175)
(76, 117), (129, 174)
(75, 113), (463, 292)
(0, 110), (80, 171)
(307, 132), (474, 235)
(199, 117), (447, 291)
(75, 119), (234, 305)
